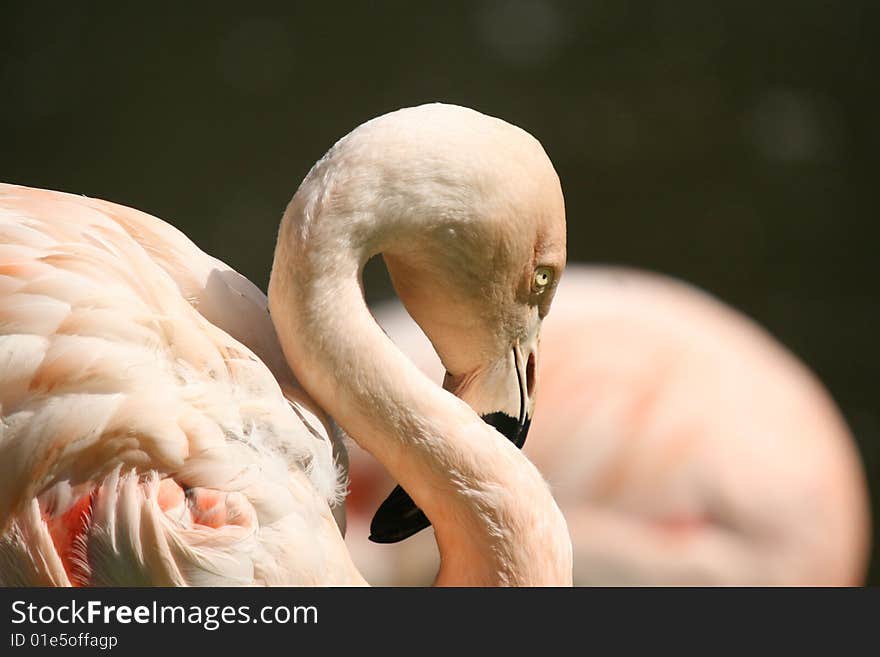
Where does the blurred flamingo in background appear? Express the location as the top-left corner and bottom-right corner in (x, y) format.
(347, 265), (870, 585)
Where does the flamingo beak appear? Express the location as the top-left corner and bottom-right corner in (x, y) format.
(479, 344), (533, 449)
(369, 345), (536, 544)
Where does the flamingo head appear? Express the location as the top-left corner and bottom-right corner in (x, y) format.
(333, 104), (566, 542)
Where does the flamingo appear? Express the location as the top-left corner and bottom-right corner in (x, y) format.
(347, 265), (870, 585)
(0, 103), (572, 586)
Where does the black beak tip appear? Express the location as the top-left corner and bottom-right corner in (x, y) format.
(368, 412), (531, 544)
(369, 484), (431, 544)
(480, 412), (531, 449)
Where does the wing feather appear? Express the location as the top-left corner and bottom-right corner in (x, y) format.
(0, 183), (353, 585)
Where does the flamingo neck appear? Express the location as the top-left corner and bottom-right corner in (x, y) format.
(268, 190), (571, 586)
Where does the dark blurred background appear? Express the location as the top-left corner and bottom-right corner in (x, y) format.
(1, 1), (877, 581)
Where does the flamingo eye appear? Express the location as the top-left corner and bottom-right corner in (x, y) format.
(533, 267), (553, 292)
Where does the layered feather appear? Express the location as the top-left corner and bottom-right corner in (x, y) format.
(0, 183), (354, 585)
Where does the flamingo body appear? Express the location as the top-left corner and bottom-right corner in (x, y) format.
(0, 183), (358, 585)
(0, 104), (574, 586)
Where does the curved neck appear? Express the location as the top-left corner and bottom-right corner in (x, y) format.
(268, 189), (571, 586)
